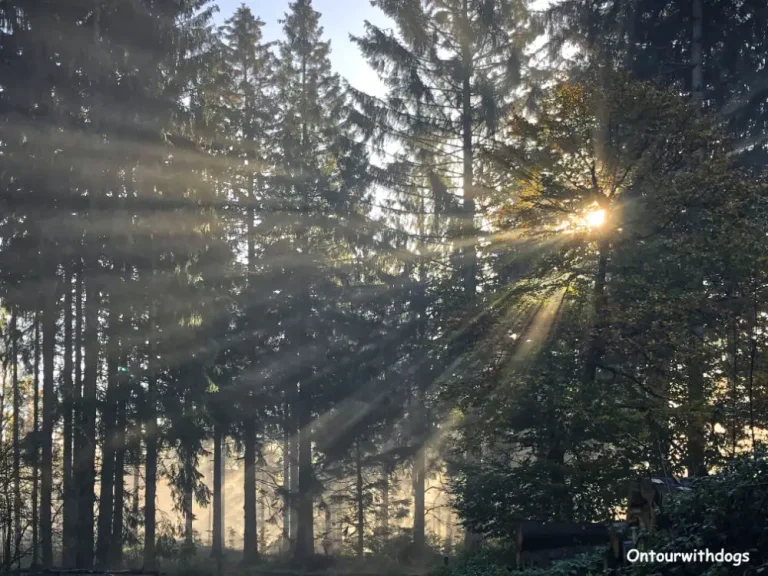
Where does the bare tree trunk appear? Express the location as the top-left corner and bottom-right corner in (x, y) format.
(583, 237), (609, 386)
(380, 465), (389, 540)
(32, 310), (40, 567)
(111, 391), (126, 567)
(70, 264), (83, 567)
(211, 425), (223, 558)
(322, 502), (332, 555)
(96, 294), (120, 567)
(242, 179), (259, 563)
(413, 447), (426, 554)
(62, 267), (76, 567)
(132, 461), (140, 541)
(293, 384), (313, 562)
(243, 419), (257, 562)
(143, 296), (158, 570)
(77, 268), (100, 568)
(258, 468), (266, 554)
(282, 422), (290, 553)
(11, 312), (20, 568)
(749, 272), (759, 453)
(111, 269), (129, 569)
(289, 421), (298, 550)
(686, 353), (707, 477)
(459, 0), (482, 552)
(41, 260), (57, 568)
(355, 439), (364, 557)
(183, 395), (194, 548)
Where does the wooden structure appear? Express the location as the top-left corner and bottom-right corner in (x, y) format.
(514, 476), (693, 569)
(515, 521), (626, 568)
(626, 477), (692, 534)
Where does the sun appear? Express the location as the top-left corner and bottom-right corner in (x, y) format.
(584, 208), (606, 229)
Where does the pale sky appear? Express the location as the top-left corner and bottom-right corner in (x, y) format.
(213, 0), (390, 97)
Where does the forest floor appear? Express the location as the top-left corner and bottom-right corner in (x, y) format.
(151, 548), (447, 576)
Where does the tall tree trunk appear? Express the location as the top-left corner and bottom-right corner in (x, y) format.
(40, 269), (56, 568)
(79, 2), (101, 565)
(282, 422), (290, 553)
(143, 298), (158, 570)
(111, 268), (129, 569)
(583, 236), (609, 386)
(96, 294), (120, 567)
(686, 352), (707, 477)
(322, 501), (332, 555)
(749, 272), (759, 453)
(684, 0), (708, 479)
(183, 395), (194, 548)
(211, 425), (223, 558)
(32, 310), (40, 567)
(413, 446), (426, 554)
(413, 260), (428, 556)
(77, 268), (100, 568)
(293, 384), (313, 562)
(355, 439), (364, 557)
(111, 388), (126, 567)
(258, 468), (266, 553)
(62, 267), (76, 567)
(11, 312), (20, 568)
(380, 465), (389, 540)
(243, 171), (259, 564)
(243, 419), (257, 562)
(132, 461), (140, 542)
(111, 400), (126, 568)
(289, 422), (299, 550)
(460, 0), (476, 297)
(71, 264), (83, 567)
(459, 9), (482, 547)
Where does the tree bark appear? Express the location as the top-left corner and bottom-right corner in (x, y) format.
(243, 419), (258, 562)
(62, 267), (76, 567)
(71, 264), (83, 567)
(111, 400), (126, 568)
(293, 383), (314, 562)
(212, 425), (223, 558)
(243, 153), (259, 564)
(77, 269), (100, 568)
(132, 461), (140, 542)
(258, 468), (266, 553)
(111, 265), (129, 568)
(183, 394), (194, 547)
(413, 446), (426, 554)
(380, 465), (389, 540)
(282, 422), (290, 553)
(96, 294), (120, 568)
(583, 236), (609, 386)
(143, 297), (158, 570)
(355, 439), (364, 557)
(289, 421), (299, 550)
(11, 312), (20, 567)
(40, 263), (57, 568)
(460, 0), (476, 297)
(111, 386), (126, 567)
(686, 352), (707, 477)
(32, 310), (40, 567)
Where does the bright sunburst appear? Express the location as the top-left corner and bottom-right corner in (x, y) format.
(584, 208), (606, 229)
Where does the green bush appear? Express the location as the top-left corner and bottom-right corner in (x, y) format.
(435, 548), (606, 576)
(618, 448), (768, 575)
(443, 449), (768, 576)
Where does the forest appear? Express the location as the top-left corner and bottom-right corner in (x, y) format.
(1, 0), (768, 574)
